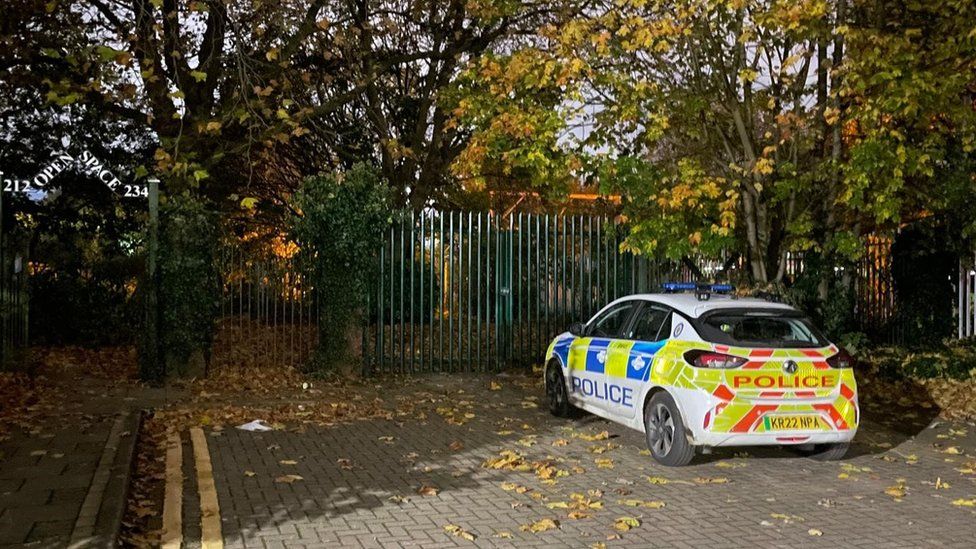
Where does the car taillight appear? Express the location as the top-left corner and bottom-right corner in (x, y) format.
(827, 348), (854, 369)
(684, 350), (747, 369)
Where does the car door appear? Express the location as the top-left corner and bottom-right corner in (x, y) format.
(607, 302), (672, 420)
(567, 300), (639, 412)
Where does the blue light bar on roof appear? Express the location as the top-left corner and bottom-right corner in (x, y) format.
(661, 282), (735, 294)
(661, 282), (697, 292)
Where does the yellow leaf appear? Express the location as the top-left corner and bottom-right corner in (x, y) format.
(618, 499), (666, 509)
(694, 477), (729, 484)
(808, 528), (824, 536)
(444, 524), (476, 541)
(595, 458), (614, 469)
(645, 476), (669, 485)
(274, 474), (303, 483)
(884, 485), (906, 499)
(613, 516), (640, 531)
(278, 459), (298, 465)
(951, 498), (976, 507)
(520, 518), (559, 533)
(575, 430), (609, 441)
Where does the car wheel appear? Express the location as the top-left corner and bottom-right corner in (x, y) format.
(545, 362), (574, 418)
(799, 442), (850, 461)
(644, 392), (695, 466)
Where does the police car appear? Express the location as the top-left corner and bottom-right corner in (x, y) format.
(544, 283), (857, 466)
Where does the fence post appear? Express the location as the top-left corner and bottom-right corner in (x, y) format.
(140, 177), (164, 382)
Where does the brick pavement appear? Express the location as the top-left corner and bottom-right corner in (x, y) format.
(175, 374), (976, 548)
(0, 354), (170, 548)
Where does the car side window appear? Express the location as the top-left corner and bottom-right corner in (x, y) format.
(627, 304), (671, 341)
(587, 302), (638, 338)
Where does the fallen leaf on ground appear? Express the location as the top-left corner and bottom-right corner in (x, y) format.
(417, 485), (440, 496)
(715, 461), (746, 469)
(449, 440), (464, 452)
(885, 482), (907, 500)
(771, 513), (804, 523)
(279, 459), (298, 465)
(645, 476), (669, 485)
(444, 524), (476, 541)
(694, 477), (729, 484)
(808, 528), (824, 536)
(595, 458), (614, 469)
(613, 516), (640, 531)
(618, 499), (666, 509)
(520, 518), (559, 533)
(274, 474), (303, 484)
(575, 430), (610, 441)
(951, 498), (976, 507)
(243, 470), (256, 477)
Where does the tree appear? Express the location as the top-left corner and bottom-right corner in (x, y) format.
(1, 0), (575, 212)
(451, 0), (976, 285)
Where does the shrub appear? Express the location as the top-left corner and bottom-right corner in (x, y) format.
(291, 164), (393, 371)
(141, 192), (220, 381)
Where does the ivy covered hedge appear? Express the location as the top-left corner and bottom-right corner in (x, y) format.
(291, 164), (393, 371)
(140, 192), (220, 382)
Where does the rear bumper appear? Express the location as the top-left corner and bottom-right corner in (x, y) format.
(671, 386), (858, 447)
(693, 430), (856, 447)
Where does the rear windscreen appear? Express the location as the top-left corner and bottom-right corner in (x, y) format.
(697, 309), (827, 348)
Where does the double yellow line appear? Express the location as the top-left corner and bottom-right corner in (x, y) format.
(162, 428), (223, 549)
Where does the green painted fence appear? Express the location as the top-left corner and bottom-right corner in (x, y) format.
(364, 210), (697, 373)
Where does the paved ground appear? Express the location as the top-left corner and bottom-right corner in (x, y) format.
(172, 374), (976, 548)
(0, 348), (164, 548)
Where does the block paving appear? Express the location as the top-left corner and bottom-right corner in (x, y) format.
(179, 374), (976, 548)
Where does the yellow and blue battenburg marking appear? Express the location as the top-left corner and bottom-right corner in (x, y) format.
(548, 334), (858, 434)
(549, 336), (667, 381)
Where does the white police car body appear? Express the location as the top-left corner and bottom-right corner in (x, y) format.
(544, 284), (858, 466)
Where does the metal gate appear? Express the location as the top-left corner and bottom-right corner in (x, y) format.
(0, 191), (29, 367)
(365, 210), (694, 373)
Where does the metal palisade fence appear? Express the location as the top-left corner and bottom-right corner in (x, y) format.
(209, 211), (959, 374)
(364, 210), (696, 373)
(213, 223), (318, 371)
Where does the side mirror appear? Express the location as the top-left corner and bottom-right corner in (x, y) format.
(568, 322), (585, 336)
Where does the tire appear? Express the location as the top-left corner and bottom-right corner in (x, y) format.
(545, 362), (574, 418)
(799, 442), (850, 461)
(644, 391), (695, 466)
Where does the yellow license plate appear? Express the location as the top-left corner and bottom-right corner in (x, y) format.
(763, 415), (823, 431)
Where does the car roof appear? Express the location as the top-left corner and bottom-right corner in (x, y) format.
(610, 293), (797, 319)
